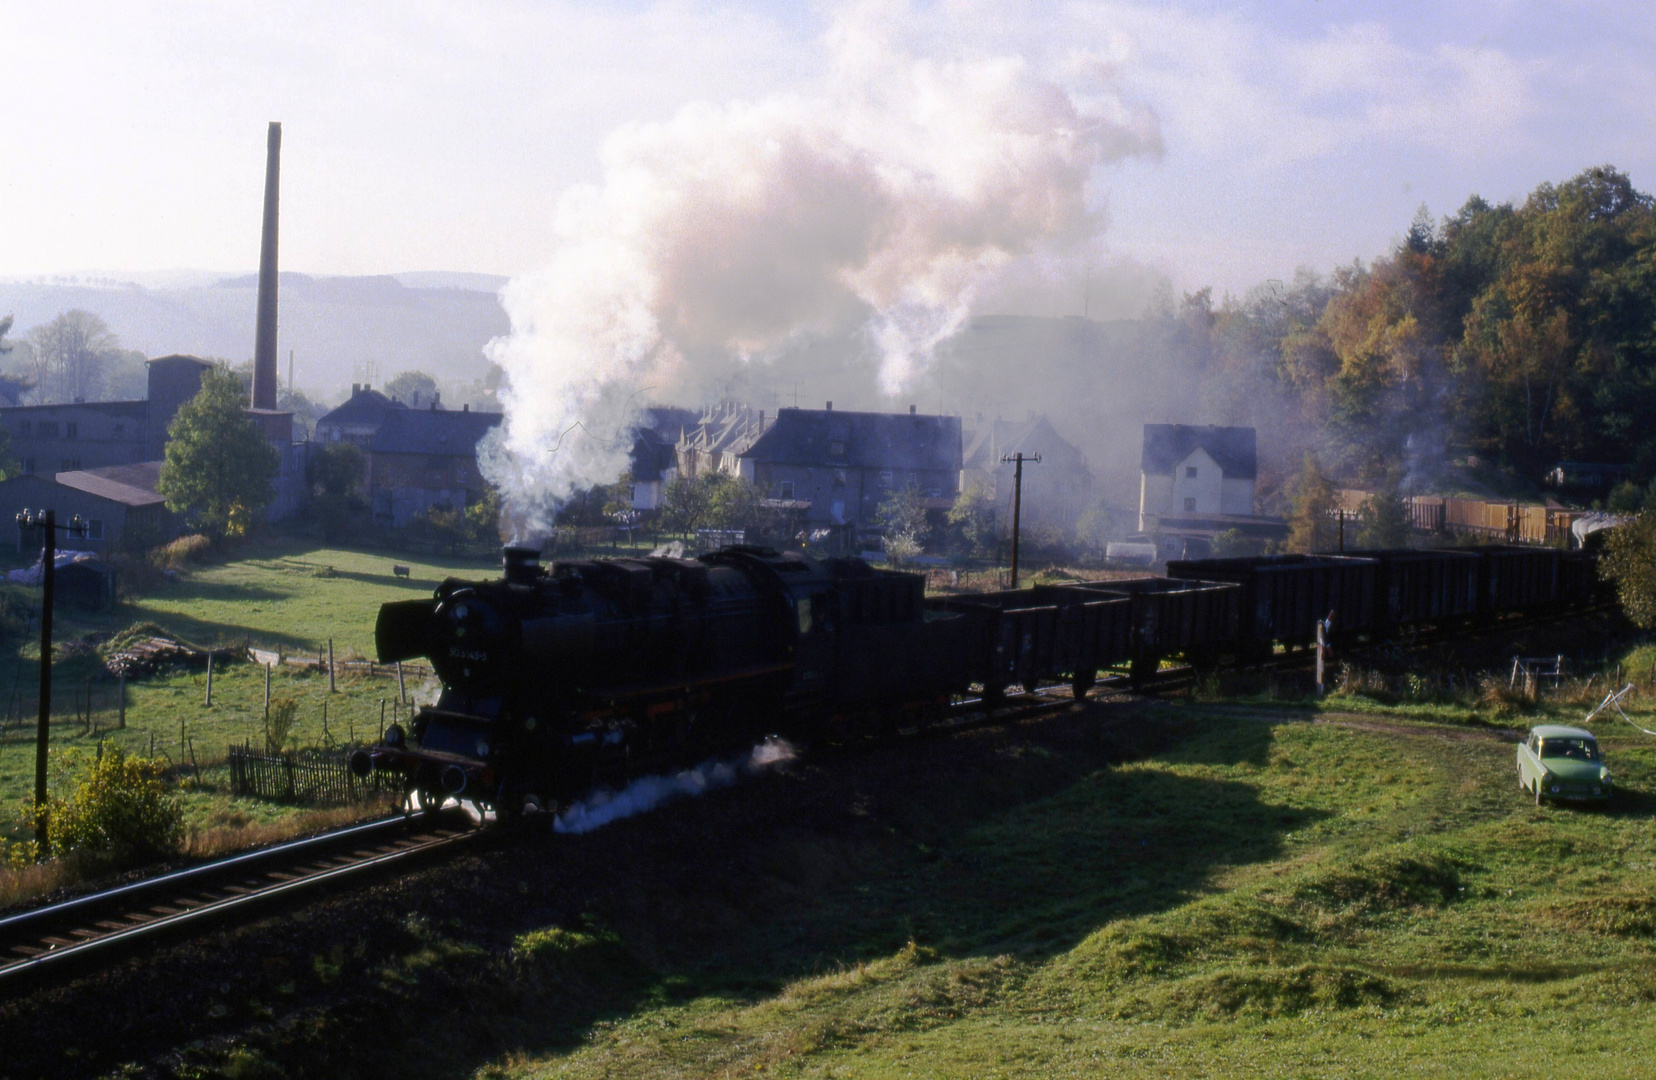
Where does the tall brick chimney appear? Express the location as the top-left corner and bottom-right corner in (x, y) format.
(252, 122), (281, 411)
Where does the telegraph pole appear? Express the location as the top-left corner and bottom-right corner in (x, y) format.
(16, 508), (86, 854)
(1001, 452), (1041, 588)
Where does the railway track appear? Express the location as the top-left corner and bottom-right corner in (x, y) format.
(0, 812), (478, 992)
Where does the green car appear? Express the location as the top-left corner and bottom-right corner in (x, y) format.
(1517, 724), (1612, 805)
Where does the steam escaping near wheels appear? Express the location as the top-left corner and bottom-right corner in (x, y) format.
(553, 738), (796, 835)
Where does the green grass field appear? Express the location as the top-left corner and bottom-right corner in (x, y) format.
(478, 708), (1656, 1079)
(0, 538), (499, 838)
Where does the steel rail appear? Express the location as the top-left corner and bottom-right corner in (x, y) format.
(0, 812), (477, 991)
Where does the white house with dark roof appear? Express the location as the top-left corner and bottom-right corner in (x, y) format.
(1138, 424), (1258, 530)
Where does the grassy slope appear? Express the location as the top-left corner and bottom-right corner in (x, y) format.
(494, 710), (1656, 1079)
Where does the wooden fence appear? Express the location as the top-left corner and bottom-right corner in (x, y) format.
(227, 746), (397, 804)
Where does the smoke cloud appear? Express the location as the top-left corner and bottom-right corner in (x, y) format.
(552, 738), (796, 835)
(482, 2), (1159, 526)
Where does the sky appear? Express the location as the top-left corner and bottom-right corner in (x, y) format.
(2, 0), (1652, 304)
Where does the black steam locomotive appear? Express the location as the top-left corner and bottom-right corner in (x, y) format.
(361, 543), (1604, 816)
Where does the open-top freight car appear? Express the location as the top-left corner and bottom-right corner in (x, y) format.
(1475, 545), (1562, 616)
(1166, 554), (1380, 658)
(1065, 577), (1241, 683)
(1339, 548), (1482, 629)
(926, 586), (1132, 700)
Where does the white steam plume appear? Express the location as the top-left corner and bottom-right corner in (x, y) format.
(552, 738), (796, 835)
(483, 2), (1160, 527)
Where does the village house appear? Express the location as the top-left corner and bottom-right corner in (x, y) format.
(1138, 424), (1282, 559)
(314, 383), (405, 448)
(737, 405), (961, 529)
(1138, 424), (1258, 528)
(367, 405), (503, 528)
(960, 412), (1092, 526)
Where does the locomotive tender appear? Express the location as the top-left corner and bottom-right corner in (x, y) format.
(362, 543), (1603, 816)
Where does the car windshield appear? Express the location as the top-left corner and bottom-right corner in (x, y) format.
(1540, 738), (1599, 762)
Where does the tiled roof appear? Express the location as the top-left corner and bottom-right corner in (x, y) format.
(369, 408), (502, 455)
(740, 408), (961, 473)
(317, 388), (405, 428)
(1141, 424), (1256, 479)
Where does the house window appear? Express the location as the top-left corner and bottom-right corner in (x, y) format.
(780, 481), (795, 499)
(38, 421), (58, 437)
(1186, 466), (1197, 478)
(65, 422), (77, 440)
(21, 458), (34, 475)
(87, 519), (103, 540)
(18, 421), (29, 436)
(61, 458), (81, 471)
(830, 441), (845, 456)
(878, 470), (893, 486)
(1184, 497), (1197, 512)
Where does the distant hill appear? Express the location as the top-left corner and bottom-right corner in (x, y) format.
(0, 272), (510, 395)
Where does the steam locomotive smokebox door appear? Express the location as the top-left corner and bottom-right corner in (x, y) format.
(376, 599), (435, 663)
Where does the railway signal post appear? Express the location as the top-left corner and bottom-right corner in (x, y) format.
(1002, 452), (1041, 589)
(16, 509), (87, 855)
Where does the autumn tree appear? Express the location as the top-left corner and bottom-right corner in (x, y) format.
(703, 471), (761, 530)
(157, 367), (279, 539)
(1601, 514), (1656, 628)
(658, 474), (710, 536)
(1286, 453), (1334, 553)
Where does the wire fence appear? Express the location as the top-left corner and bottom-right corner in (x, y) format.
(227, 745), (399, 805)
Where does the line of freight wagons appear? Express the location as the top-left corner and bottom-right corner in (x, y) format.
(929, 546), (1604, 699)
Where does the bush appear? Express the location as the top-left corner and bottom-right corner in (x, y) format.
(48, 745), (183, 862)
(267, 696), (299, 754)
(151, 533), (212, 571)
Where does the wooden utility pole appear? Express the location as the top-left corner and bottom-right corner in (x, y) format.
(17, 508), (86, 854)
(1001, 452), (1041, 589)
